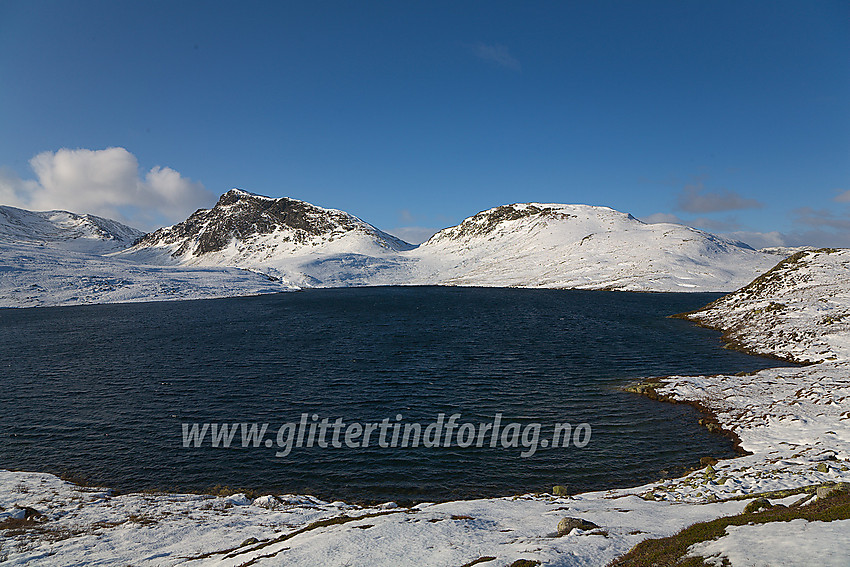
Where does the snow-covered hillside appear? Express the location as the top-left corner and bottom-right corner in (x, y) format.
(677, 248), (850, 363)
(759, 245), (817, 257)
(0, 205), (143, 254)
(123, 192), (780, 293)
(409, 203), (778, 292)
(0, 243), (295, 308)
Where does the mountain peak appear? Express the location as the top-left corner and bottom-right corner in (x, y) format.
(128, 191), (413, 260)
(218, 188), (276, 205)
(424, 202), (632, 245)
(426, 203), (571, 243)
(411, 200), (777, 291)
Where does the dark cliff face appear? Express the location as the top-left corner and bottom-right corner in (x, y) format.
(133, 190), (380, 257)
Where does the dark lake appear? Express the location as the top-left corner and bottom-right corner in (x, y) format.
(0, 287), (792, 504)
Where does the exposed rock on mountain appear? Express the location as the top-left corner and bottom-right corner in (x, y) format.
(0, 200), (296, 308)
(128, 189), (413, 264)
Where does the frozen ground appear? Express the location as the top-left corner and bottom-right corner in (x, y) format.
(678, 248), (850, 363)
(688, 518), (850, 567)
(0, 469), (812, 567)
(2, 250), (849, 564)
(0, 242), (296, 308)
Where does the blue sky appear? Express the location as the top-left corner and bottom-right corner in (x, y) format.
(1, 1), (848, 246)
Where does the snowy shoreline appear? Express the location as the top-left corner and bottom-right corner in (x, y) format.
(2, 249), (849, 565)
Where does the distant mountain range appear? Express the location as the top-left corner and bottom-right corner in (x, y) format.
(120, 188), (778, 292)
(1, 189), (789, 306)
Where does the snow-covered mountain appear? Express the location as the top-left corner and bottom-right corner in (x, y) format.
(1, 191), (791, 305)
(127, 189), (413, 262)
(407, 203), (778, 292)
(120, 189), (416, 287)
(758, 245), (818, 257)
(124, 194), (779, 292)
(0, 205), (143, 253)
(0, 200), (297, 308)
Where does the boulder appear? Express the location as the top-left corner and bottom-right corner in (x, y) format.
(557, 517), (599, 536)
(816, 482), (849, 500)
(743, 498), (772, 514)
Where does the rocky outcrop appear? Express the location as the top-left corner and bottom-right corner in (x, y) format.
(131, 189), (413, 260)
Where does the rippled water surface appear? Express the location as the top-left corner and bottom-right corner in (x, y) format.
(0, 287), (792, 503)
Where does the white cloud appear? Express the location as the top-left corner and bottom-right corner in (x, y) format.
(676, 182), (763, 213)
(723, 227), (850, 249)
(640, 212), (685, 224)
(642, 194), (850, 250)
(793, 207), (850, 231)
(0, 167), (39, 206)
(690, 216), (742, 231)
(471, 43), (521, 71)
(397, 209), (416, 224)
(0, 147), (214, 230)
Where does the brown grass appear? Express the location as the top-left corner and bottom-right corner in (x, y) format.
(610, 490), (850, 567)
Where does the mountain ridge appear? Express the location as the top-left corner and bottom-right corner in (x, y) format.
(0, 190), (798, 305)
(0, 205), (143, 254)
(122, 190), (780, 292)
(127, 188), (414, 265)
(409, 201), (775, 291)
